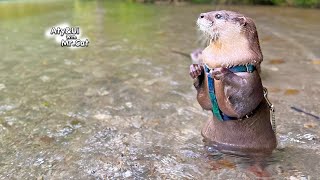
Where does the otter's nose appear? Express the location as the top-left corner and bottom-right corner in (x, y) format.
(199, 13), (205, 19)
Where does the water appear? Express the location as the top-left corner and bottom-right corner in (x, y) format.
(0, 1), (319, 179)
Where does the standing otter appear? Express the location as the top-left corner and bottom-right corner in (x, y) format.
(190, 10), (277, 155)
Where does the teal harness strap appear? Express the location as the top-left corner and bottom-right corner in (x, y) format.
(205, 64), (256, 121)
(207, 72), (223, 120)
(229, 64), (255, 73)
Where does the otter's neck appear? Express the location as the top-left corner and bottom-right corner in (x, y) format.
(202, 33), (258, 68)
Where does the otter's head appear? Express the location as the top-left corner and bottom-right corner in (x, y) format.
(197, 10), (263, 67)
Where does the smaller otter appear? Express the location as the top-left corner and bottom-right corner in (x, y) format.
(190, 10), (276, 155)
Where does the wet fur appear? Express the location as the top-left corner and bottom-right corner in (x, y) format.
(191, 10), (276, 154)
(197, 10), (262, 69)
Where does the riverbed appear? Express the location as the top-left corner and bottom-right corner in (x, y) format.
(0, 1), (319, 179)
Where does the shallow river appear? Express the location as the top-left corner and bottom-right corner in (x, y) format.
(0, 1), (319, 179)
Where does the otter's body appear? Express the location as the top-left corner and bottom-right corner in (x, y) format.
(190, 10), (277, 154)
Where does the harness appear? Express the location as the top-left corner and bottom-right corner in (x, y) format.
(204, 64), (256, 121)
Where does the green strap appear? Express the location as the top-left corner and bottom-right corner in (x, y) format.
(206, 69), (223, 121)
(209, 91), (223, 121)
(205, 64), (256, 121)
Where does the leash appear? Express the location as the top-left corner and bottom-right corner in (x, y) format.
(263, 87), (276, 134)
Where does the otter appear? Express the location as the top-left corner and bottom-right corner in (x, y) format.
(189, 10), (277, 155)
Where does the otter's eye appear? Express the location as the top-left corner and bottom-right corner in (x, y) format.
(215, 14), (222, 19)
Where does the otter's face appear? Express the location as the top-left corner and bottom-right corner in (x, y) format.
(197, 10), (263, 67)
(197, 11), (245, 41)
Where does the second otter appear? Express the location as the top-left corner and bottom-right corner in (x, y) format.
(190, 10), (277, 154)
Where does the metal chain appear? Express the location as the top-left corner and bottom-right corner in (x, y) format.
(263, 87), (276, 134)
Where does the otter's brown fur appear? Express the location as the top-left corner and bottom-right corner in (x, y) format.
(190, 10), (277, 154)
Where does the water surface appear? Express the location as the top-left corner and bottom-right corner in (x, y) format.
(0, 1), (319, 179)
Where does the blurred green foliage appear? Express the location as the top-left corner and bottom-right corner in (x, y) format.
(193, 0), (320, 7)
(275, 0), (320, 7)
(190, 0), (212, 3)
(134, 0), (320, 7)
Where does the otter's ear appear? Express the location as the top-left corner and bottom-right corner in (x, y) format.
(233, 16), (247, 26)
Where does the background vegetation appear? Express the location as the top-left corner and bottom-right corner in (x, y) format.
(133, 0), (320, 8)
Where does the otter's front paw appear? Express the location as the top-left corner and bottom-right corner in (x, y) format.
(189, 64), (203, 79)
(211, 67), (231, 80)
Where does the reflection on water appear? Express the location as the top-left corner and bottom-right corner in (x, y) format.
(0, 0), (319, 179)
